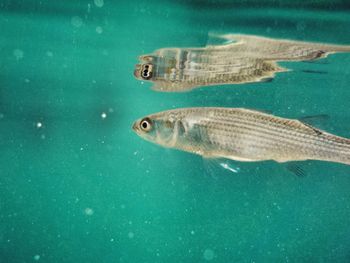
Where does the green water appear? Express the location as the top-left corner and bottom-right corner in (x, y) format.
(1, 1), (350, 262)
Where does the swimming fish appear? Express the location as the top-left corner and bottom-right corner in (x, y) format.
(134, 34), (350, 92)
(132, 107), (350, 165)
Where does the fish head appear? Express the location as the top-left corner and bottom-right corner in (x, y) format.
(132, 111), (184, 148)
(134, 55), (156, 81)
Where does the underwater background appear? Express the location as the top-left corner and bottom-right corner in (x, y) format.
(1, 0), (350, 262)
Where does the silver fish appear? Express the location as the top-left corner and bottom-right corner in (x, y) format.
(134, 34), (350, 92)
(132, 107), (350, 165)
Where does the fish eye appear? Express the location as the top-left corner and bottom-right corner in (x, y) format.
(140, 64), (153, 80)
(140, 117), (152, 132)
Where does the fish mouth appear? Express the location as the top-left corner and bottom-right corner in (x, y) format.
(131, 121), (139, 132)
(133, 64), (141, 79)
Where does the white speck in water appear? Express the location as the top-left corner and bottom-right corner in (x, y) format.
(110, 238), (114, 242)
(24, 78), (30, 83)
(101, 112), (107, 119)
(96, 26), (103, 34)
(94, 0), (104, 8)
(71, 16), (83, 28)
(84, 207), (94, 216)
(41, 134), (46, 140)
(46, 51), (53, 57)
(13, 49), (24, 60)
(33, 255), (40, 261)
(128, 232), (134, 239)
(190, 230), (195, 235)
(36, 122), (42, 128)
(203, 249), (215, 261)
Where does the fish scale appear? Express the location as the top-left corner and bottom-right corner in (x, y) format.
(204, 121), (336, 156)
(202, 111), (347, 151)
(200, 120), (314, 156)
(193, 109), (350, 162)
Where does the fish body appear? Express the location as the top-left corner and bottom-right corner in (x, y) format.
(134, 34), (350, 92)
(132, 107), (350, 165)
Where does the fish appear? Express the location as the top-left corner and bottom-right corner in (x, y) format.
(132, 107), (350, 165)
(134, 34), (350, 92)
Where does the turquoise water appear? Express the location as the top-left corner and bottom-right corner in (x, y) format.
(1, 1), (350, 262)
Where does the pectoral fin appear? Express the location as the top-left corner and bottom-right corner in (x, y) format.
(286, 162), (307, 177)
(284, 161), (313, 177)
(202, 157), (242, 179)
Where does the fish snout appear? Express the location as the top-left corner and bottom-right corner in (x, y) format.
(134, 64), (141, 79)
(132, 121), (139, 132)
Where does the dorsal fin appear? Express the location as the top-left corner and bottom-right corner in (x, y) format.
(298, 114), (330, 134)
(299, 122), (323, 136)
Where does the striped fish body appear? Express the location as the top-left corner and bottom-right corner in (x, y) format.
(132, 108), (350, 165)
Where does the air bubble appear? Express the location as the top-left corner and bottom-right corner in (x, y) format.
(96, 26), (103, 34)
(94, 0), (104, 8)
(13, 49), (24, 60)
(71, 16), (83, 28)
(203, 249), (215, 261)
(84, 207), (94, 216)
